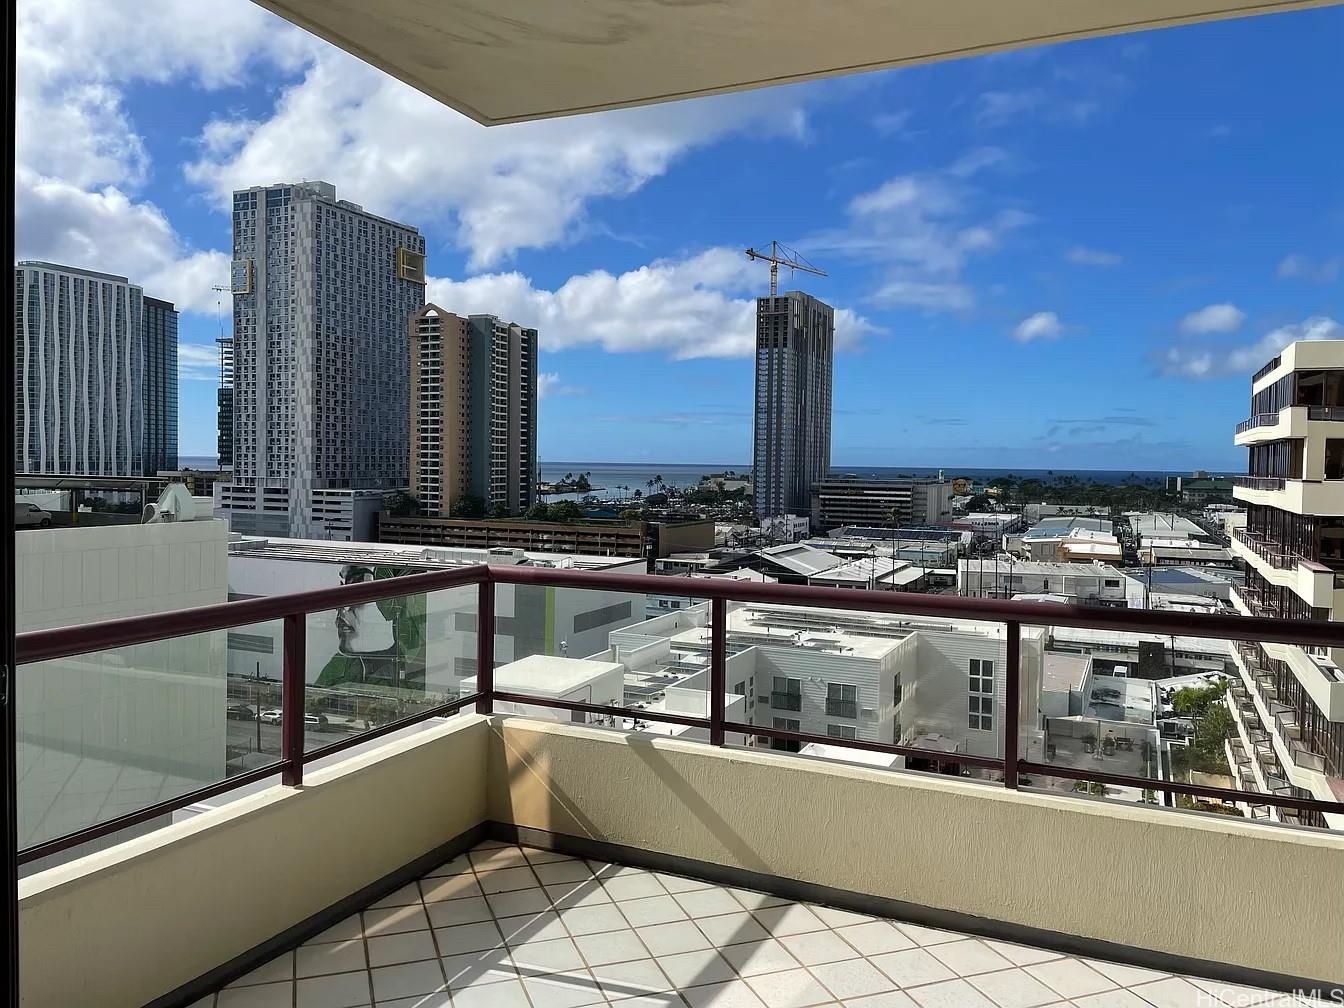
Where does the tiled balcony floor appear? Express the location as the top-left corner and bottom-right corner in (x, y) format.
(193, 841), (1328, 1008)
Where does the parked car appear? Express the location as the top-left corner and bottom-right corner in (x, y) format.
(259, 708), (283, 724)
(226, 704), (256, 721)
(13, 501), (52, 528)
(304, 713), (331, 730)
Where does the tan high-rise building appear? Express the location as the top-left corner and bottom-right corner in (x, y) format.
(410, 305), (537, 518)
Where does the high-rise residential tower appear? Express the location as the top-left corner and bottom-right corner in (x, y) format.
(216, 336), (233, 469)
(14, 261), (178, 477)
(215, 181), (426, 540)
(752, 291), (834, 521)
(142, 296), (179, 473)
(1227, 339), (1344, 830)
(410, 305), (537, 518)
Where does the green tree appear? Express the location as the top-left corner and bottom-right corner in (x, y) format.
(618, 509), (643, 521)
(1171, 680), (1227, 716)
(382, 490), (420, 517)
(486, 501), (510, 518)
(547, 500), (582, 522)
(449, 494), (486, 518)
(964, 493), (993, 512)
(525, 502), (552, 521)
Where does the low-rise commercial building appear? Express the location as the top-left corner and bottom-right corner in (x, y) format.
(378, 514), (714, 563)
(810, 476), (953, 531)
(1011, 516), (1120, 562)
(958, 559), (1131, 605)
(953, 512), (1025, 536)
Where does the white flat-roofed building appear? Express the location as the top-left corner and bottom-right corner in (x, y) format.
(953, 512), (1024, 535)
(958, 559), (1130, 605)
(461, 653), (624, 722)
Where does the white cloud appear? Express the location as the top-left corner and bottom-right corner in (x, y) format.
(427, 248), (879, 360)
(1159, 316), (1343, 380)
(1179, 302), (1245, 334)
(187, 46), (812, 270)
(1013, 311), (1063, 343)
(1277, 253), (1341, 284)
(806, 155), (1031, 314)
(16, 170), (229, 312)
(1066, 245), (1122, 267)
(179, 343), (221, 382)
(538, 373), (587, 399)
(15, 0), (310, 314)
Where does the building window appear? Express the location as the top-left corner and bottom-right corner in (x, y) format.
(826, 682), (858, 719)
(827, 724), (857, 740)
(771, 677), (802, 711)
(573, 601), (633, 634)
(969, 657), (994, 731)
(772, 717), (801, 752)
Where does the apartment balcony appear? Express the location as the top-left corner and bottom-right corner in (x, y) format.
(1233, 406), (1308, 446)
(1234, 476), (1344, 516)
(12, 566), (1344, 1007)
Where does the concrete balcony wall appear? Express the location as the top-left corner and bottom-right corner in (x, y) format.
(19, 716), (490, 1008)
(488, 719), (1344, 983)
(1234, 478), (1344, 516)
(17, 715), (1344, 1006)
(1234, 405), (1308, 446)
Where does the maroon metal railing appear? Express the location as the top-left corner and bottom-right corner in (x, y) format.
(14, 563), (1344, 864)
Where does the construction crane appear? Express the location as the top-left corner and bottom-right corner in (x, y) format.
(743, 240), (827, 296)
(210, 285), (234, 386)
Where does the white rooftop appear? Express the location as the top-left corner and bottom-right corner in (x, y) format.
(756, 543), (845, 576)
(476, 654), (625, 696)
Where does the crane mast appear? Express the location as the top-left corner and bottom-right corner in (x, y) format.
(743, 240), (827, 296)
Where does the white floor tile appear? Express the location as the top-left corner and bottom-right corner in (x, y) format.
(294, 971), (372, 1008)
(840, 993), (918, 1008)
(218, 984), (295, 1008)
(654, 948), (738, 988)
(366, 930), (439, 968)
(477, 866), (543, 895)
(982, 940), (1065, 968)
(226, 952), (294, 988)
(1026, 958), (1118, 999)
(810, 958), (898, 1000)
(510, 937), (587, 975)
(547, 880), (615, 909)
(726, 887), (791, 911)
(368, 883), (425, 909)
(590, 958), (674, 999)
(520, 972), (607, 1007)
(925, 939), (1013, 977)
(534, 859), (599, 885)
(486, 886), (553, 919)
(363, 904), (431, 937)
(440, 947), (518, 989)
(1185, 978), (1284, 1006)
(295, 939), (366, 978)
(692, 911), (772, 947)
(1085, 959), (1169, 988)
(469, 845), (530, 872)
(906, 978), (998, 1008)
(810, 905), (876, 929)
(837, 922), (916, 956)
(425, 895), (493, 929)
(559, 904), (631, 935)
(620, 894), (691, 927)
(423, 855), (472, 878)
(376, 994), (452, 1008)
(752, 903), (827, 937)
(868, 948), (956, 989)
(894, 923), (962, 947)
(746, 968), (835, 1008)
(640, 920), (715, 957)
(967, 967), (1064, 1008)
(674, 888), (748, 919)
(1072, 991), (1163, 1008)
(654, 872), (716, 894)
(779, 929), (864, 966)
(308, 915), (364, 946)
(434, 921), (505, 956)
(682, 979), (769, 1008)
(449, 978), (531, 1008)
(419, 874), (482, 903)
(521, 847), (577, 866)
(369, 959), (448, 1002)
(603, 874), (671, 902)
(1128, 977), (1211, 1007)
(718, 937), (800, 976)
(498, 910), (569, 944)
(609, 993), (686, 1007)
(573, 928), (650, 966)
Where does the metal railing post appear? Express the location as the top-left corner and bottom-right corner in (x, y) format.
(281, 612), (305, 786)
(709, 598), (726, 746)
(1003, 620), (1020, 790)
(477, 578), (495, 715)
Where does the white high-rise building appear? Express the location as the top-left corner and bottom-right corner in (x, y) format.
(1227, 339), (1344, 829)
(752, 291), (833, 522)
(216, 181), (426, 540)
(14, 262), (178, 477)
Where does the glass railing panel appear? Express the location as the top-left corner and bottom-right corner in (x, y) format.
(17, 618), (283, 854)
(303, 582), (478, 753)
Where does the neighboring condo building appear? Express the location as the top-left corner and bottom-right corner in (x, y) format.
(215, 181), (426, 540)
(409, 305), (537, 518)
(216, 336), (234, 468)
(810, 476), (952, 532)
(1228, 338), (1344, 829)
(14, 261), (178, 477)
(752, 291), (833, 522)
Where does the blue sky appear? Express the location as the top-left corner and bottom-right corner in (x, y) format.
(16, 2), (1343, 471)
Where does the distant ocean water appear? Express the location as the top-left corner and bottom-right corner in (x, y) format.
(539, 462), (1230, 491)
